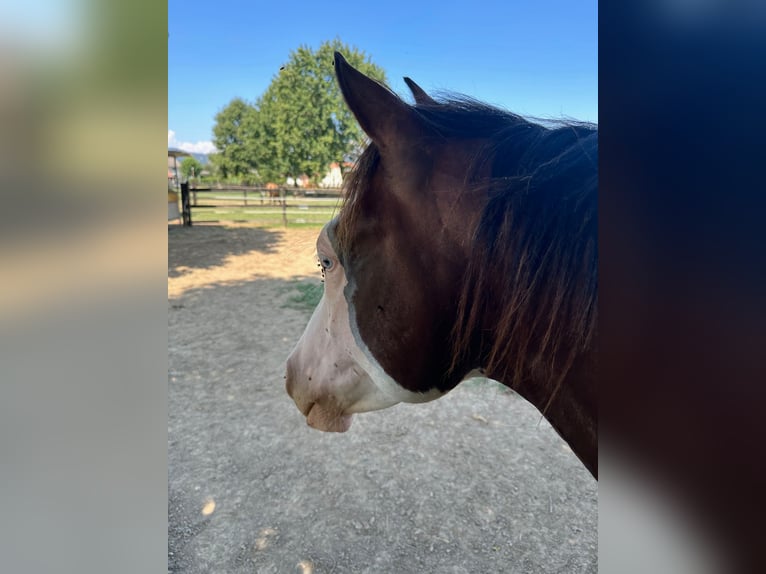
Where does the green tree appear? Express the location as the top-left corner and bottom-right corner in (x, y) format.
(211, 97), (257, 180)
(251, 39), (386, 184)
(206, 152), (224, 180)
(180, 157), (204, 181)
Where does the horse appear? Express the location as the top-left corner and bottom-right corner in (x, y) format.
(285, 52), (598, 478)
(262, 183), (283, 205)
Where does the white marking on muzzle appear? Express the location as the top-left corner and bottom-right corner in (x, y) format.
(285, 227), (444, 431)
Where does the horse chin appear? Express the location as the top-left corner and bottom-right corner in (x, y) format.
(305, 403), (354, 433)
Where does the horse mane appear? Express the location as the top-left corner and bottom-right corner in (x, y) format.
(335, 144), (380, 255)
(337, 95), (597, 408)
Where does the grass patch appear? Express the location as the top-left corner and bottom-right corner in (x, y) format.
(187, 193), (342, 228)
(190, 207), (333, 227)
(285, 282), (324, 312)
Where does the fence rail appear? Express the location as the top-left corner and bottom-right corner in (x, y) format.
(182, 186), (344, 226)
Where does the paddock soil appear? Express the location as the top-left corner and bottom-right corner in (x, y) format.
(168, 223), (597, 574)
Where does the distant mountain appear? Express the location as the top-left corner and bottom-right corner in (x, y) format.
(191, 153), (209, 165)
(169, 149), (210, 165)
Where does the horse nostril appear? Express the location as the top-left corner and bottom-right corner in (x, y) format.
(285, 361), (297, 398)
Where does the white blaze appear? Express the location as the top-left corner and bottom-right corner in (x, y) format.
(285, 226), (443, 432)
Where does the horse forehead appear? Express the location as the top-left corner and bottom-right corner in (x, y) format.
(319, 223), (335, 251)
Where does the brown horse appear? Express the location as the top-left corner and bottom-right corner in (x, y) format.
(286, 53), (598, 478)
(262, 183), (283, 205)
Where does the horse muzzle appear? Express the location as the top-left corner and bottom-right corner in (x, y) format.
(305, 401), (353, 432)
(285, 358), (354, 433)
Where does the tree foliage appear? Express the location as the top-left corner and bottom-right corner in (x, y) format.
(180, 157), (204, 180)
(210, 40), (386, 185)
(211, 97), (256, 180)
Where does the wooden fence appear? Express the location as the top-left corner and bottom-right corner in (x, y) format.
(181, 186), (344, 227)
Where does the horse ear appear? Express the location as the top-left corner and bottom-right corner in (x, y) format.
(404, 77), (437, 106)
(334, 52), (420, 148)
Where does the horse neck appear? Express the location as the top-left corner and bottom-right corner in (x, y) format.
(487, 349), (598, 478)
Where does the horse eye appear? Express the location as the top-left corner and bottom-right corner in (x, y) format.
(319, 256), (334, 271)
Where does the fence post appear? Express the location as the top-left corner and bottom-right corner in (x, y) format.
(244, 188), (248, 206)
(181, 182), (192, 227)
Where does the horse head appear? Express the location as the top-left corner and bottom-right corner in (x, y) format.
(285, 53), (598, 477)
(285, 53), (484, 432)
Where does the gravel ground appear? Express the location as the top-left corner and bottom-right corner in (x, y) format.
(168, 224), (597, 574)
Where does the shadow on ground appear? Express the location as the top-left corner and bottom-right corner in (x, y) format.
(168, 272), (597, 574)
(168, 225), (284, 278)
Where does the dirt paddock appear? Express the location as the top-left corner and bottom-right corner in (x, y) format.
(168, 223), (597, 573)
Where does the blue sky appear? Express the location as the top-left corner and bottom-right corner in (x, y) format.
(168, 0), (597, 153)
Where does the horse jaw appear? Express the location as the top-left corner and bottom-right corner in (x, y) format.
(285, 225), (444, 432)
